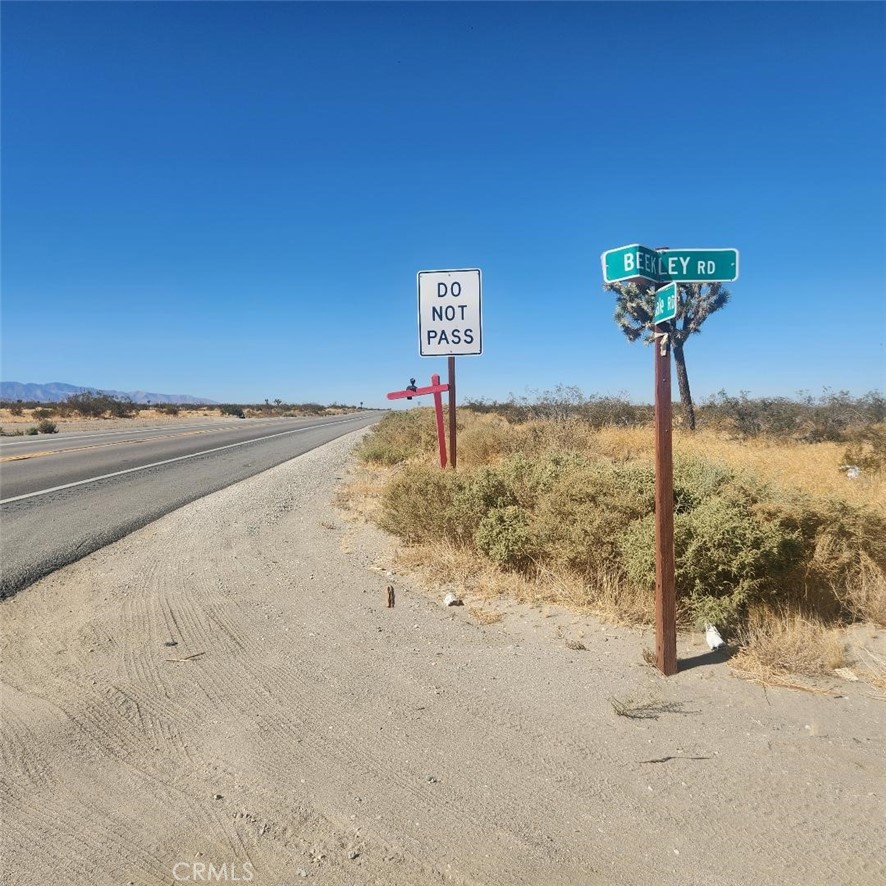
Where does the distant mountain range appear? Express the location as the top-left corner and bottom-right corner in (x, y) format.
(1, 382), (216, 405)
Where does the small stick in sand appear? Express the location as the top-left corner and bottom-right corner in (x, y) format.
(165, 652), (205, 663)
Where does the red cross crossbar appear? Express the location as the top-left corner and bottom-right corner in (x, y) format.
(386, 380), (449, 400)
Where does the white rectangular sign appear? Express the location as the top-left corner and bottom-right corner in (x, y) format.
(417, 268), (483, 357)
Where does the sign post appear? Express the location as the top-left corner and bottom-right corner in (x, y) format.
(600, 244), (738, 676)
(653, 325), (677, 676)
(417, 269), (483, 470)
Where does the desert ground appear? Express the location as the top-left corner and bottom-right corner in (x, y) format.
(1, 428), (884, 885)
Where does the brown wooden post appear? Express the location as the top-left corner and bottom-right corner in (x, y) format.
(447, 356), (457, 470)
(654, 322), (677, 675)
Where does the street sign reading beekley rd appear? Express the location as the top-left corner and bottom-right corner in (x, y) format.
(601, 244), (739, 285)
(418, 268), (483, 357)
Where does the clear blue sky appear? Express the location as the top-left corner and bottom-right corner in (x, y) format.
(2, 1), (884, 407)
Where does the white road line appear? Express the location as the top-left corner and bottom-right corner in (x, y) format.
(0, 416), (366, 505)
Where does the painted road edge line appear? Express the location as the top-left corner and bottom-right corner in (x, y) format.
(0, 415), (368, 505)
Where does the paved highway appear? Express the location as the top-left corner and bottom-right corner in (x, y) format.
(0, 412), (382, 596)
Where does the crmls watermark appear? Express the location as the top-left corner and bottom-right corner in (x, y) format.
(172, 861), (255, 881)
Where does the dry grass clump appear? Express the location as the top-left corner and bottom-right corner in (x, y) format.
(468, 606), (503, 625)
(675, 432), (885, 517)
(335, 464), (393, 524)
(843, 556), (886, 627)
(731, 609), (847, 685)
(852, 646), (886, 692)
(389, 538), (652, 624)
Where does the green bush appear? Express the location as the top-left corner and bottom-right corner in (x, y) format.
(25, 427), (39, 435)
(374, 439), (886, 630)
(533, 460), (653, 578)
(219, 404), (246, 418)
(32, 408), (54, 420)
(474, 506), (536, 569)
(378, 466), (467, 543)
(66, 392), (134, 418)
(37, 419), (58, 434)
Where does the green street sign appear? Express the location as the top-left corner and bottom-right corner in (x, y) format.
(601, 243), (662, 284)
(654, 282), (678, 325)
(601, 244), (740, 284)
(656, 248), (739, 283)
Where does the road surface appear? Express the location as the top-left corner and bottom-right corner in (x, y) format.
(0, 412), (381, 596)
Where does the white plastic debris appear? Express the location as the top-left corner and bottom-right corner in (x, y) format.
(443, 592), (463, 607)
(704, 623), (725, 650)
(834, 667), (859, 682)
(846, 465), (860, 480)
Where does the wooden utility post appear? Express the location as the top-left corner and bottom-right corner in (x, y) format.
(601, 243), (739, 677)
(448, 356), (457, 470)
(653, 321), (677, 676)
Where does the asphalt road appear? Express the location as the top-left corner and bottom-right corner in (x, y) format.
(0, 412), (382, 597)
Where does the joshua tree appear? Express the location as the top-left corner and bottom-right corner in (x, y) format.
(605, 280), (730, 430)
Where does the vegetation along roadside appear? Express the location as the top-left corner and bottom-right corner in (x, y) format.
(342, 388), (886, 692)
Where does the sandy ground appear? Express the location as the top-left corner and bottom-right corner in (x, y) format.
(0, 408), (223, 433)
(1, 429), (884, 885)
(0, 409), (358, 435)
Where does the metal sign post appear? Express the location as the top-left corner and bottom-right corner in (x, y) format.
(447, 356), (457, 470)
(417, 268), (482, 471)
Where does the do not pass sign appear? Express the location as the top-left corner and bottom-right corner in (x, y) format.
(417, 268), (482, 357)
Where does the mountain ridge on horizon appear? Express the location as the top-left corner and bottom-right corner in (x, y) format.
(1, 381), (217, 405)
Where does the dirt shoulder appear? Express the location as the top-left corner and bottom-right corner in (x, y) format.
(1, 430), (884, 885)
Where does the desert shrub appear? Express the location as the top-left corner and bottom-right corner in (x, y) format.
(219, 404), (246, 418)
(371, 404), (886, 632)
(700, 389), (885, 441)
(458, 415), (515, 467)
(0, 427), (24, 436)
(842, 424), (886, 476)
(158, 404), (180, 416)
(533, 462), (647, 577)
(844, 555), (886, 626)
(450, 465), (519, 528)
(464, 388), (651, 426)
(37, 419), (58, 434)
(32, 408), (54, 419)
(295, 402), (325, 415)
(622, 499), (803, 629)
(67, 392), (134, 418)
(357, 436), (418, 466)
(474, 506), (536, 569)
(358, 409), (440, 465)
(10, 404), (24, 416)
(378, 466), (467, 543)
(25, 427), (38, 435)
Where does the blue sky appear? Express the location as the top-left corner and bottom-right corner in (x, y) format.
(2, 1), (884, 407)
